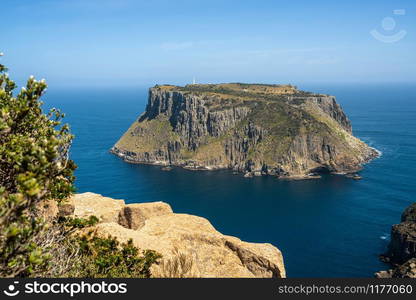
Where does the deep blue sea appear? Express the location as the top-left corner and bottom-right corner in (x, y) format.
(43, 83), (416, 277)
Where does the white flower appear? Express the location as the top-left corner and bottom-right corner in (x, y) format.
(0, 52), (3, 56)
(29, 75), (34, 80)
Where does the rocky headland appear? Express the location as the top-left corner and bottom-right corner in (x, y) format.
(47, 192), (286, 278)
(376, 203), (416, 278)
(111, 83), (378, 179)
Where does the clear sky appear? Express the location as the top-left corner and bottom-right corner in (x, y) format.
(1, 0), (415, 87)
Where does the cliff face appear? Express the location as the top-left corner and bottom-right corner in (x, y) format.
(112, 83), (377, 178)
(376, 203), (416, 278)
(60, 193), (285, 278)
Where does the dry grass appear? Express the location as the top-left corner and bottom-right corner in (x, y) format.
(152, 247), (199, 278)
(115, 115), (180, 153)
(34, 223), (82, 277)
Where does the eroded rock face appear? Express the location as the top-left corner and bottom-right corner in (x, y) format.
(68, 193), (286, 278)
(376, 203), (416, 278)
(387, 222), (416, 264)
(376, 258), (416, 278)
(390, 258), (416, 278)
(112, 83), (378, 179)
(118, 202), (173, 230)
(402, 203), (416, 222)
(385, 203), (416, 265)
(72, 192), (124, 223)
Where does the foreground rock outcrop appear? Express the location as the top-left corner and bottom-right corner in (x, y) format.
(62, 192), (285, 278)
(376, 203), (416, 278)
(111, 83), (378, 179)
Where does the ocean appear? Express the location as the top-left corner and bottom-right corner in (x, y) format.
(42, 83), (416, 277)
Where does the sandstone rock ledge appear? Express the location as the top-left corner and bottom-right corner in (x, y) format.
(64, 192), (286, 278)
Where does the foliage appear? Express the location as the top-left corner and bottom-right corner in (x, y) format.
(68, 232), (161, 278)
(175, 83), (315, 102)
(39, 216), (161, 278)
(0, 54), (76, 277)
(60, 215), (99, 230)
(0, 54), (160, 278)
(154, 247), (196, 278)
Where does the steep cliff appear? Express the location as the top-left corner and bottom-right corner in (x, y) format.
(376, 203), (416, 278)
(112, 83), (378, 178)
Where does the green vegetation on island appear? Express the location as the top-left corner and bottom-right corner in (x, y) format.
(113, 83), (378, 178)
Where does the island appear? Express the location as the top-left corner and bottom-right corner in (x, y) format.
(112, 83), (378, 179)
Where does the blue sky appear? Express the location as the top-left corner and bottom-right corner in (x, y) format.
(1, 0), (415, 87)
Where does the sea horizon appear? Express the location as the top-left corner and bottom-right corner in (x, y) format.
(40, 82), (416, 277)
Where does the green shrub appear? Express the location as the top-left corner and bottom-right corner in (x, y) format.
(41, 216), (161, 278)
(0, 55), (160, 278)
(0, 54), (76, 277)
(68, 232), (161, 278)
